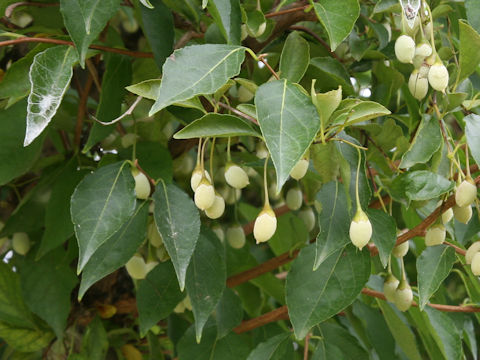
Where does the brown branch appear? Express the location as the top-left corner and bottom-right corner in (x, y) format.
(217, 102), (258, 125)
(265, 5), (310, 18)
(174, 30), (204, 49)
(258, 54), (280, 80)
(74, 74), (94, 148)
(0, 37), (153, 58)
(289, 25), (343, 63)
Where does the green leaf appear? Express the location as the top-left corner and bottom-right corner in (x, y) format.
(0, 100), (44, 185)
(465, 114), (480, 167)
(21, 248), (78, 338)
(215, 288), (243, 339)
(255, 79), (319, 192)
(311, 142), (340, 183)
(140, 0), (154, 8)
(80, 317), (108, 359)
(459, 20), (480, 82)
(424, 307), (463, 360)
(24, 46), (78, 146)
(83, 53), (132, 153)
(309, 57), (354, 95)
(0, 322), (54, 353)
(314, 181), (350, 270)
(408, 307), (445, 360)
(137, 261), (184, 336)
(367, 209), (396, 268)
(132, 142), (173, 181)
(139, 0), (174, 69)
(417, 245), (456, 310)
(149, 44), (245, 115)
(311, 0), (360, 51)
(376, 300), (422, 360)
(208, 0), (241, 45)
(153, 182), (200, 291)
(174, 114), (260, 139)
(186, 228), (226, 342)
(311, 86), (342, 128)
(60, 0), (122, 66)
(466, 0), (480, 34)
(400, 115), (441, 168)
(79, 201), (149, 299)
(329, 99), (391, 126)
(37, 159), (89, 258)
(268, 212), (308, 257)
(177, 323), (251, 360)
(399, 171), (454, 202)
(279, 31), (310, 83)
(246, 332), (293, 360)
(286, 243), (370, 339)
(71, 161), (136, 272)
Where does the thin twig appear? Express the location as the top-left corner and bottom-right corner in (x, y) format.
(265, 5), (309, 18)
(91, 96), (143, 125)
(217, 101), (258, 125)
(0, 36), (154, 58)
(74, 74), (94, 148)
(304, 333), (310, 360)
(258, 54), (280, 80)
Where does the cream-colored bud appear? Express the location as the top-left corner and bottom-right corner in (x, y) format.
(125, 255), (147, 280)
(383, 274), (400, 303)
(190, 167), (211, 191)
(471, 252), (480, 276)
(428, 62), (449, 92)
(395, 35), (416, 63)
(298, 207), (316, 232)
(349, 209), (372, 250)
(225, 163), (249, 189)
(455, 178), (477, 207)
(286, 187), (303, 210)
(394, 280), (413, 312)
(408, 70), (429, 100)
(12, 232), (30, 255)
(441, 208), (453, 224)
(194, 179), (215, 210)
(425, 224), (446, 246)
(466, 241), (480, 264)
(205, 193), (225, 219)
(132, 169), (151, 200)
(256, 142), (269, 159)
(226, 224), (246, 249)
(211, 224), (225, 242)
(145, 260), (158, 275)
(290, 159), (309, 180)
(253, 206), (277, 243)
(415, 42), (432, 58)
(453, 204), (473, 224)
(392, 241), (409, 258)
(148, 221), (163, 247)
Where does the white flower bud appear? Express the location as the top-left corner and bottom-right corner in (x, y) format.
(441, 208), (453, 224)
(194, 179), (215, 210)
(148, 221), (163, 248)
(408, 70), (429, 100)
(132, 169), (150, 200)
(211, 224), (225, 242)
(290, 159), (309, 180)
(190, 167), (211, 192)
(428, 62), (449, 92)
(12, 232), (30, 255)
(453, 204), (473, 224)
(471, 252), (480, 276)
(383, 274), (400, 303)
(253, 206), (277, 243)
(395, 35), (416, 63)
(466, 241), (480, 264)
(425, 224), (446, 246)
(394, 280), (413, 312)
(205, 193), (225, 219)
(415, 42), (432, 58)
(298, 207), (316, 232)
(145, 260), (158, 275)
(455, 178), (477, 207)
(256, 142), (269, 159)
(349, 209), (372, 250)
(224, 163), (249, 189)
(286, 187), (303, 210)
(226, 224), (246, 249)
(125, 255), (147, 279)
(392, 241), (409, 258)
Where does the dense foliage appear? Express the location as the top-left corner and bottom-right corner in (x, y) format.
(2, 0), (480, 358)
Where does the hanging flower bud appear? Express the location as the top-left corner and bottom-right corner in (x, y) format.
(256, 142), (269, 159)
(383, 274), (400, 303)
(125, 254), (147, 279)
(394, 280), (413, 312)
(441, 208), (453, 224)
(408, 70), (429, 100)
(392, 241), (409, 258)
(415, 42), (432, 58)
(395, 35), (416, 63)
(224, 163), (249, 189)
(190, 166), (211, 192)
(194, 178), (215, 210)
(132, 168), (151, 200)
(205, 192), (225, 219)
(286, 187), (303, 210)
(466, 241), (480, 264)
(253, 205), (277, 243)
(147, 221), (163, 248)
(455, 177), (477, 207)
(290, 158), (309, 180)
(428, 62), (449, 92)
(12, 232), (30, 255)
(425, 224), (446, 246)
(298, 207), (316, 232)
(453, 204), (473, 224)
(349, 209), (373, 250)
(226, 224), (246, 249)
(471, 252), (480, 276)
